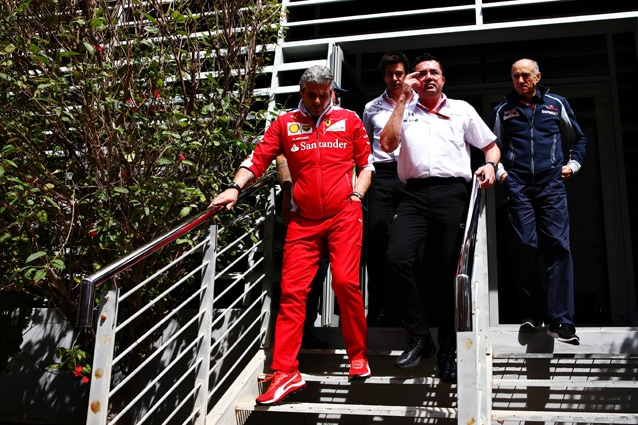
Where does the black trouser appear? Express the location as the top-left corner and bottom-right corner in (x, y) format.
(385, 177), (467, 345)
(364, 162), (404, 324)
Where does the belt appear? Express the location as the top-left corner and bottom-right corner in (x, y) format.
(373, 161), (398, 171)
(406, 177), (466, 187)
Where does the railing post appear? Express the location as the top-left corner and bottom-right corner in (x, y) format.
(86, 281), (119, 425)
(456, 189), (492, 425)
(475, 0), (484, 25)
(259, 187), (277, 348)
(194, 225), (216, 424)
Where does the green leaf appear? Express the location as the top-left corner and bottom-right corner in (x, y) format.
(143, 13), (158, 23)
(35, 210), (48, 224)
(33, 269), (47, 281)
(26, 251), (47, 263)
(83, 42), (94, 55)
(1, 42), (16, 54)
(51, 259), (66, 270)
(172, 11), (186, 24)
(90, 17), (107, 28)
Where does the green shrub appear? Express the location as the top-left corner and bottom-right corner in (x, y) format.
(0, 0), (283, 354)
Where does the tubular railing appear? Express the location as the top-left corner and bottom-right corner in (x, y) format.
(77, 175), (277, 425)
(75, 175), (275, 328)
(454, 175), (492, 424)
(454, 175), (483, 333)
(77, 170), (493, 425)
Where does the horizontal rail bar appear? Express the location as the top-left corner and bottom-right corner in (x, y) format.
(76, 174), (275, 327)
(110, 314), (202, 396)
(109, 338), (202, 425)
(118, 237), (209, 303)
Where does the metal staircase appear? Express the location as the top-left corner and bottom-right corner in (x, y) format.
(490, 327), (638, 424)
(76, 170), (638, 425)
(225, 179), (638, 425)
(238, 329), (458, 424)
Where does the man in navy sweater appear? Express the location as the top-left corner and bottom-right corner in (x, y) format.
(491, 58), (587, 345)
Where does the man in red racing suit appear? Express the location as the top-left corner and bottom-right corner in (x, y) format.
(211, 65), (374, 405)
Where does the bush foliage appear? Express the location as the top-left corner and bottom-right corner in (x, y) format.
(0, 0), (282, 334)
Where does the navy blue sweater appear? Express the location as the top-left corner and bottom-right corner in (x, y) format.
(491, 85), (587, 185)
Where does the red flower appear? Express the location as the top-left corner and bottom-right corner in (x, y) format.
(179, 155), (185, 161)
(88, 222), (98, 237)
(81, 376), (90, 384)
(73, 365), (83, 377)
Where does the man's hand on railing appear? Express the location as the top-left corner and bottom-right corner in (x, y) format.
(474, 162), (497, 189)
(209, 168), (256, 210)
(476, 142), (500, 189)
(210, 187), (241, 211)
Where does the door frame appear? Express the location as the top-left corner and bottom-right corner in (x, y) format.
(481, 82), (637, 326)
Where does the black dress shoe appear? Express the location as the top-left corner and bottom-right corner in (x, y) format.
(395, 335), (437, 369)
(438, 347), (457, 382)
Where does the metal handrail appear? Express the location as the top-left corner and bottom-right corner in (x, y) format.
(454, 175), (483, 332)
(75, 174), (276, 328)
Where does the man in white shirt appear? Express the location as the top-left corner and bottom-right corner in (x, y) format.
(362, 51), (416, 327)
(381, 53), (500, 382)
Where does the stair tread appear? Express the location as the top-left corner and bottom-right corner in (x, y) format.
(494, 377), (638, 387)
(237, 401), (457, 418)
(491, 408), (638, 424)
(239, 328), (638, 424)
(293, 373), (443, 385)
(490, 326), (638, 356)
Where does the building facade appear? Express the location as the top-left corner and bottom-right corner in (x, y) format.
(265, 0), (638, 326)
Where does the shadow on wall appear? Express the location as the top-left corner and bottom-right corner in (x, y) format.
(0, 308), (88, 425)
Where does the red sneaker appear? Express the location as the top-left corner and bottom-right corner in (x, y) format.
(256, 370), (306, 405)
(349, 358), (371, 380)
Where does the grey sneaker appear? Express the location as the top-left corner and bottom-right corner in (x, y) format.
(547, 323), (580, 345)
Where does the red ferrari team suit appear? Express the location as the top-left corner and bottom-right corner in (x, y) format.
(240, 100), (374, 372)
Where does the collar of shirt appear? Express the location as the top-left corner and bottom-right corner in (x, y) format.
(298, 100), (333, 125)
(382, 89), (415, 107)
(381, 90), (394, 106)
(416, 95), (450, 119)
(518, 98), (536, 109)
(517, 90), (541, 109)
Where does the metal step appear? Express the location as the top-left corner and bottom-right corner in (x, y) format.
(491, 410), (638, 424)
(236, 338), (460, 423)
(234, 327), (638, 424)
(489, 326), (638, 424)
(238, 401), (456, 419)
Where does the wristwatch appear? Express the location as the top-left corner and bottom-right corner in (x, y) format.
(225, 182), (242, 192)
(350, 191), (364, 201)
